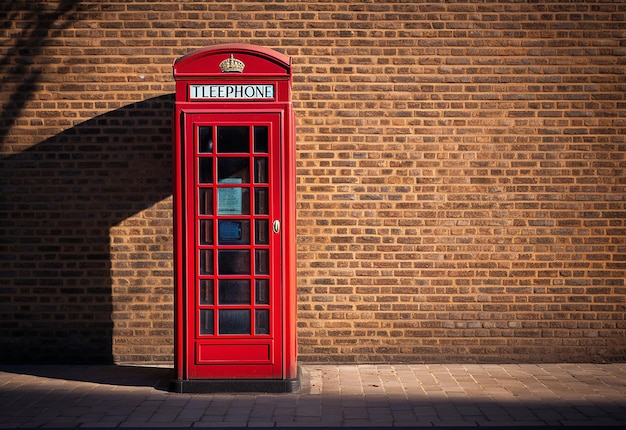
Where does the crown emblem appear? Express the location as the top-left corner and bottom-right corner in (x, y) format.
(219, 54), (245, 73)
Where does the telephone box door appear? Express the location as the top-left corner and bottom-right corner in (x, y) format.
(183, 112), (283, 379)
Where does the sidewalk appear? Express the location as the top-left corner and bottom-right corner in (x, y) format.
(1, 363), (625, 428)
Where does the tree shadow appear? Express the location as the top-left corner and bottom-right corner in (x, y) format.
(0, 0), (81, 145)
(0, 94), (174, 363)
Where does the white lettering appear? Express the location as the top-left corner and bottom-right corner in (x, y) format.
(189, 84), (275, 100)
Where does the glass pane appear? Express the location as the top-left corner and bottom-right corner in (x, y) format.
(255, 279), (269, 305)
(198, 189), (213, 215)
(199, 220), (213, 245)
(199, 279), (214, 305)
(254, 126), (268, 153)
(218, 279), (250, 305)
(219, 309), (250, 334)
(198, 126), (213, 153)
(199, 250), (213, 275)
(218, 250), (250, 275)
(200, 309), (214, 335)
(255, 220), (269, 245)
(198, 158), (213, 183)
(217, 126), (249, 153)
(218, 158), (249, 183)
(254, 188), (268, 215)
(255, 310), (269, 335)
(218, 187), (249, 215)
(218, 220), (249, 245)
(255, 249), (269, 275)
(254, 158), (268, 183)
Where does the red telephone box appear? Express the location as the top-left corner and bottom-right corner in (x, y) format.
(171, 44), (297, 392)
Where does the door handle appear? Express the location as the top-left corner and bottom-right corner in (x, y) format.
(272, 220), (281, 234)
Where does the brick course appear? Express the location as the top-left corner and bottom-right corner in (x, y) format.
(1, 0), (624, 364)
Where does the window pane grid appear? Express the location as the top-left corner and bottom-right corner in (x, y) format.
(195, 124), (272, 337)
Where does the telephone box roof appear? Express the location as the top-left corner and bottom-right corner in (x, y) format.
(173, 44), (291, 79)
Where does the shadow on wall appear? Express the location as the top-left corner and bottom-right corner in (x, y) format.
(0, 95), (174, 363)
(0, 0), (80, 146)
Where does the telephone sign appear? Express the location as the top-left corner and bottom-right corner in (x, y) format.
(189, 84), (275, 99)
(172, 44), (297, 392)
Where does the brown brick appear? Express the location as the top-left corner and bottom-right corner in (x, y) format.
(1, 0), (624, 365)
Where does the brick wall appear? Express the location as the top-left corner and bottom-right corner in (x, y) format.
(1, 0), (624, 364)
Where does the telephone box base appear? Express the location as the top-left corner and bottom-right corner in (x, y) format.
(171, 374), (300, 393)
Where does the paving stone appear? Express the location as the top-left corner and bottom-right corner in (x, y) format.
(1, 363), (625, 427)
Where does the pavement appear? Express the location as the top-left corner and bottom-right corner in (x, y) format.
(1, 363), (625, 428)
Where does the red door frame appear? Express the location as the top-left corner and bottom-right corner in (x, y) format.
(183, 111), (283, 379)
